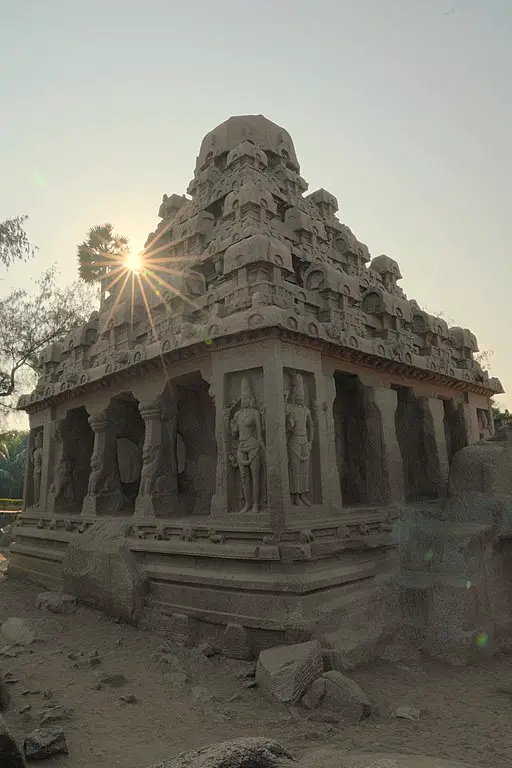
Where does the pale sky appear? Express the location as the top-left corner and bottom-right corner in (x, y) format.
(1, 0), (511, 425)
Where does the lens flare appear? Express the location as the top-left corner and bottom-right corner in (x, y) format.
(125, 250), (143, 273)
(475, 631), (488, 648)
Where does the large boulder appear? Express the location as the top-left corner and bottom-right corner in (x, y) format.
(0, 715), (25, 768)
(147, 738), (295, 768)
(300, 749), (475, 768)
(62, 520), (147, 625)
(256, 641), (324, 704)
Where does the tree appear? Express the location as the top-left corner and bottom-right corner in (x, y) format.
(77, 223), (129, 304)
(0, 430), (28, 497)
(0, 267), (97, 411)
(0, 215), (36, 268)
(492, 401), (512, 427)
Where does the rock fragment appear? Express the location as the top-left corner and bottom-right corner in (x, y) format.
(24, 727), (68, 761)
(256, 641), (323, 704)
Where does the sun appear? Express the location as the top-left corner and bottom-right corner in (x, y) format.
(124, 249), (143, 273)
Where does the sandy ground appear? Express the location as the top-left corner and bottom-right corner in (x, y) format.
(0, 559), (510, 768)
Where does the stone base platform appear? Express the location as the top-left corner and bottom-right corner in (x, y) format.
(8, 506), (400, 660)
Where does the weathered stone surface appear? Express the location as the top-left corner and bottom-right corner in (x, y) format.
(62, 520), (147, 625)
(321, 671), (372, 722)
(221, 623), (251, 660)
(0, 618), (62, 646)
(24, 727), (68, 761)
(167, 614), (191, 646)
(147, 737), (295, 768)
(301, 678), (326, 710)
(299, 750), (473, 768)
(256, 641), (324, 705)
(36, 592), (77, 615)
(1, 619), (35, 646)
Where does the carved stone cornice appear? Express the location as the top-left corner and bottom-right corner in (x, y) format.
(19, 324), (499, 416)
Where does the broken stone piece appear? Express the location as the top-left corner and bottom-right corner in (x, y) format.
(119, 694), (137, 704)
(394, 705), (421, 720)
(301, 677), (326, 710)
(321, 670), (372, 721)
(24, 727), (68, 761)
(95, 672), (127, 688)
(0, 714), (25, 768)
(35, 592), (77, 615)
(256, 641), (324, 705)
(196, 642), (216, 658)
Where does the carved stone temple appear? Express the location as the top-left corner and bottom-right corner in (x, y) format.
(11, 115), (509, 665)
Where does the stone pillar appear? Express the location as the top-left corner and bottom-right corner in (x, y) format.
(82, 411), (123, 516)
(134, 398), (179, 518)
(318, 373), (343, 514)
(262, 345), (290, 535)
(46, 419), (68, 515)
(426, 396), (450, 497)
(210, 379), (229, 519)
(372, 387), (405, 504)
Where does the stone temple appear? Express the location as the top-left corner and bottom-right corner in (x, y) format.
(11, 115), (510, 665)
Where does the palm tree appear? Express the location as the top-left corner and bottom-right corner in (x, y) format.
(77, 224), (129, 305)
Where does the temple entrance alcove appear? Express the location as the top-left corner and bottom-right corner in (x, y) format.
(333, 372), (388, 506)
(395, 387), (444, 502)
(83, 393), (144, 516)
(174, 372), (217, 516)
(49, 407), (94, 515)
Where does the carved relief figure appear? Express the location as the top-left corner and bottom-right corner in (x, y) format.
(31, 432), (44, 507)
(54, 459), (74, 503)
(286, 373), (314, 506)
(230, 378), (264, 514)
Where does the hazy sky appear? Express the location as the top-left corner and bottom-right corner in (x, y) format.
(1, 0), (511, 424)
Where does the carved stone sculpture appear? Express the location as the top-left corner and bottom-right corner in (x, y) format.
(230, 378), (264, 514)
(54, 459), (74, 504)
(135, 399), (179, 517)
(286, 374), (314, 506)
(31, 431), (43, 507)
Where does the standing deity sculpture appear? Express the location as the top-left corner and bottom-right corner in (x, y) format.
(31, 432), (44, 507)
(286, 374), (314, 506)
(230, 378), (264, 514)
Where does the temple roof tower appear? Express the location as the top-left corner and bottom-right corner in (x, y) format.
(20, 113), (502, 409)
